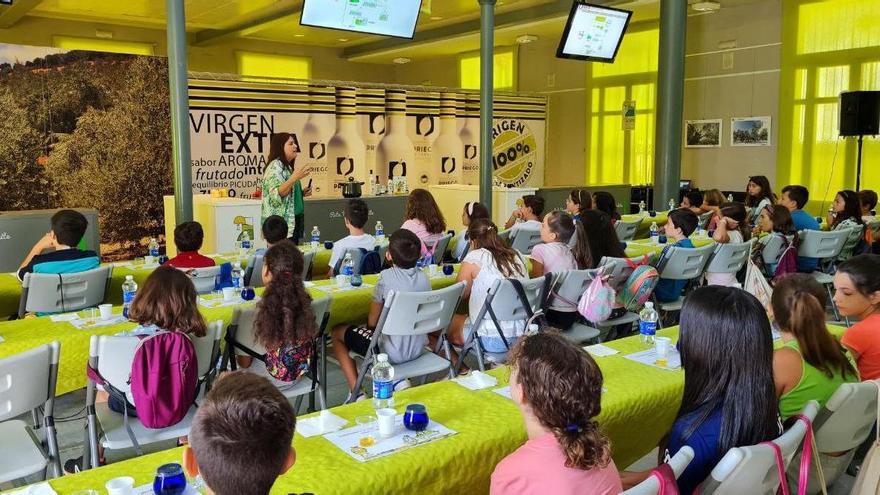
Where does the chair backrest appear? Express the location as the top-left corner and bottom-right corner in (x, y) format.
(598, 255), (649, 292)
(301, 250), (316, 280)
(426, 233), (453, 264)
(229, 296), (332, 357)
(188, 265), (222, 294)
(20, 266), (113, 316)
(698, 211), (714, 230)
(657, 244), (716, 281)
(0, 341), (59, 421)
(868, 219), (880, 240)
(706, 241), (752, 274)
(623, 446), (696, 495)
(840, 225), (866, 257)
(759, 233), (792, 266)
(615, 218), (643, 241)
(550, 269), (597, 309)
(797, 229), (848, 260)
(474, 276), (548, 323)
(510, 228), (543, 255)
(245, 254), (265, 288)
(376, 282), (466, 337)
(813, 381), (879, 453)
(704, 401), (819, 495)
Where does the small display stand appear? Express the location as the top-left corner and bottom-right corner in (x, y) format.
(163, 195), (266, 257)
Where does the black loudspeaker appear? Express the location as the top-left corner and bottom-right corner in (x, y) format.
(839, 91), (880, 136)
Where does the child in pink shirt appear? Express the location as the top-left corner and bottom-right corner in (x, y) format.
(529, 211), (577, 278)
(491, 332), (621, 495)
(400, 188), (447, 256)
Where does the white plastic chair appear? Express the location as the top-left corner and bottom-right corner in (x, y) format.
(705, 241), (752, 277)
(346, 282), (466, 403)
(84, 321), (223, 468)
(654, 244), (716, 312)
(698, 211), (714, 230)
(426, 233), (453, 264)
(301, 249), (316, 280)
(758, 234), (792, 270)
(838, 224), (866, 260)
(186, 265), (222, 294)
(454, 276), (550, 373)
(623, 446), (695, 495)
(244, 253), (265, 287)
(797, 229), (848, 320)
(701, 401), (820, 495)
(615, 218), (643, 241)
(0, 342), (62, 483)
(510, 227), (543, 255)
(223, 296), (331, 410)
(18, 266), (113, 317)
(548, 269), (600, 344)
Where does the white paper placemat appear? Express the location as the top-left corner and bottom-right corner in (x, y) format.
(454, 370), (498, 390)
(297, 410), (348, 438)
(49, 312), (80, 322)
(623, 348), (682, 371)
(198, 295), (261, 309)
(3, 482), (57, 495)
(322, 283), (374, 293)
(69, 315), (129, 330)
(324, 416), (456, 462)
(493, 385), (512, 400)
(584, 344), (620, 357)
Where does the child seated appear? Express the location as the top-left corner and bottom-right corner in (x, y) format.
(859, 190), (877, 223)
(328, 198), (375, 276)
(184, 371), (297, 495)
(491, 332), (621, 495)
(836, 254), (880, 380)
(706, 202), (750, 287)
(166, 221), (215, 269)
(529, 212), (578, 330)
(331, 229), (430, 395)
(17, 209), (99, 281)
(505, 194), (544, 233)
(255, 215), (289, 256)
(653, 209), (698, 303)
(680, 190), (704, 215)
(454, 201), (490, 261)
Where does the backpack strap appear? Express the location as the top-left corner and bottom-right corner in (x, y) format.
(761, 440), (791, 495)
(222, 329), (267, 370)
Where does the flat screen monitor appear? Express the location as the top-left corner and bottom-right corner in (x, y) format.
(300, 0), (422, 39)
(556, 2), (632, 63)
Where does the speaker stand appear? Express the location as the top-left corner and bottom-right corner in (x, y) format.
(856, 134), (864, 191)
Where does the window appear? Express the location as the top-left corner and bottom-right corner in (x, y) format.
(53, 37), (155, 56)
(459, 49), (516, 90)
(586, 27), (659, 186)
(778, 0), (880, 212)
(236, 52), (312, 82)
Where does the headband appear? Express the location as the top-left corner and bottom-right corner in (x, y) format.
(466, 202), (474, 216)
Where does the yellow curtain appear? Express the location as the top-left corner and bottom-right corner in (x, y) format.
(459, 49), (516, 90)
(778, 0), (880, 214)
(586, 26), (659, 186)
(236, 52), (312, 82)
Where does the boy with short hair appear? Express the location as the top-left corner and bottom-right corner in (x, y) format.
(183, 371), (296, 495)
(166, 221), (216, 269)
(504, 194), (545, 233)
(330, 229), (430, 396)
(859, 190), (877, 222)
(255, 215), (289, 256)
(653, 209), (698, 303)
(18, 209), (99, 281)
(328, 198), (375, 276)
(779, 185), (820, 272)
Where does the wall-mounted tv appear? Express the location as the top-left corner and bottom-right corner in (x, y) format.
(556, 2), (632, 63)
(300, 0), (423, 39)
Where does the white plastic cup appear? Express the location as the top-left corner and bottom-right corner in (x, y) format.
(655, 336), (672, 363)
(98, 304), (113, 321)
(335, 274), (347, 289)
(319, 409), (333, 432)
(428, 264), (438, 276)
(222, 287), (235, 302)
(376, 408), (396, 438)
(105, 476), (134, 495)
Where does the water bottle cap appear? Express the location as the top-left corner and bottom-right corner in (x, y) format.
(234, 262), (241, 268)
(376, 353), (388, 363)
(644, 302), (654, 309)
(125, 275), (134, 281)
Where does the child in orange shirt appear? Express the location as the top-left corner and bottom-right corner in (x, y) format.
(834, 254), (880, 380)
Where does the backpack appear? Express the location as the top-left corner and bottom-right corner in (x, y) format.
(773, 237), (798, 282)
(358, 248), (383, 275)
(649, 462), (680, 495)
(264, 340), (314, 382)
(619, 256), (660, 309)
(578, 270), (615, 323)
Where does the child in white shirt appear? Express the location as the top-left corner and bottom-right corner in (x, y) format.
(328, 199), (376, 275)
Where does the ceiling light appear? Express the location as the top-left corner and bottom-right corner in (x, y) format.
(393, 57), (411, 64)
(294, 34), (305, 38)
(516, 34), (538, 44)
(95, 30), (113, 39)
(430, 16), (443, 20)
(338, 38), (349, 42)
(691, 1), (721, 12)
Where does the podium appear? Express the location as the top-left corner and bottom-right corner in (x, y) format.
(163, 195), (266, 257)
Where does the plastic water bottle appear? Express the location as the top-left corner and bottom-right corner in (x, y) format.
(639, 302), (658, 346)
(341, 252), (355, 285)
(638, 200), (646, 215)
(239, 231), (251, 257)
(122, 275), (137, 318)
(726, 193), (734, 202)
(668, 198), (676, 211)
(372, 353), (395, 409)
(231, 262), (244, 289)
(148, 238), (159, 262)
(310, 226), (320, 251)
(375, 221), (384, 241)
(650, 222), (659, 244)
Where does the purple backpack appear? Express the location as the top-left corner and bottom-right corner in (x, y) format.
(130, 331), (198, 429)
(773, 237), (798, 282)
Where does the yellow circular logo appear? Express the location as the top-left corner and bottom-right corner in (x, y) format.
(492, 120), (538, 187)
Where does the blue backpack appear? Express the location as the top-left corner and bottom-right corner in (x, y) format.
(358, 248), (383, 275)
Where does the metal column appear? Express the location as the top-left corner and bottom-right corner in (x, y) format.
(166, 0), (193, 223)
(478, 0), (496, 215)
(653, 0), (687, 210)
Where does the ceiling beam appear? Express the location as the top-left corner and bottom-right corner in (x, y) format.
(0, 0), (45, 28)
(193, 0), (302, 46)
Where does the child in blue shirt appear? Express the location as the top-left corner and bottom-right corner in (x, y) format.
(653, 209), (698, 302)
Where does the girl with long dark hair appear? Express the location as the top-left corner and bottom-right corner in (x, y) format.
(261, 133), (311, 243)
(572, 210), (625, 270)
(745, 175), (776, 225)
(706, 202), (750, 287)
(454, 201), (490, 261)
(565, 189), (592, 221)
(592, 191), (621, 222)
(836, 254), (880, 380)
(752, 204), (798, 275)
(401, 188), (447, 253)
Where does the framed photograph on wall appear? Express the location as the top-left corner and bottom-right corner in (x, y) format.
(731, 116), (771, 146)
(684, 119), (722, 148)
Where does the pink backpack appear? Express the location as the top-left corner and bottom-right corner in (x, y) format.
(650, 462), (680, 495)
(130, 331), (199, 429)
(578, 271), (615, 323)
(773, 237), (798, 282)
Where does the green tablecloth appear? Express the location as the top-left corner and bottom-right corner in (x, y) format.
(621, 211), (670, 240)
(624, 235), (715, 260)
(0, 272), (458, 396)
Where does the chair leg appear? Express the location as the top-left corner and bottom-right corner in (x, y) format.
(45, 421), (61, 478)
(320, 335), (328, 409)
(293, 395), (304, 415)
(442, 338), (456, 380)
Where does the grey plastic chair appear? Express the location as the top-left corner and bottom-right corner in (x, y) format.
(84, 321), (223, 468)
(510, 227), (543, 255)
(698, 211), (714, 230)
(797, 229), (848, 320)
(186, 265), (222, 294)
(867, 219), (880, 241)
(838, 224), (865, 260)
(548, 269), (600, 344)
(705, 241), (752, 277)
(301, 249), (316, 280)
(654, 243), (716, 312)
(701, 401), (819, 495)
(18, 266), (113, 318)
(244, 254), (265, 287)
(426, 233), (453, 264)
(223, 296), (331, 410)
(454, 276), (550, 373)
(0, 342), (62, 483)
(787, 381), (878, 494)
(758, 233), (792, 268)
(623, 446), (695, 495)
(615, 218), (643, 241)
(346, 282), (466, 403)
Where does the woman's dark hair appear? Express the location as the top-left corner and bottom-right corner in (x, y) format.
(522, 195), (546, 217)
(837, 254), (880, 297)
(463, 201), (490, 223)
(678, 286), (779, 456)
(545, 211), (576, 244)
(833, 190), (865, 227)
(592, 192), (620, 220)
(719, 202), (751, 241)
(129, 266), (207, 337)
(405, 188), (446, 234)
(684, 191), (704, 209)
(572, 210), (624, 269)
(265, 132), (298, 170)
(859, 190), (878, 212)
(509, 331), (611, 471)
(569, 189), (593, 215)
(254, 240), (317, 349)
(467, 218), (524, 277)
(746, 175), (776, 207)
(772, 274), (857, 381)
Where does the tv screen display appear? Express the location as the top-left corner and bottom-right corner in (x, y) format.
(556, 2), (632, 63)
(300, 0), (423, 39)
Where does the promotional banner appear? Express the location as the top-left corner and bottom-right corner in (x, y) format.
(187, 79), (547, 199)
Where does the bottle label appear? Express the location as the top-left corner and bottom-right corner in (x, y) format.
(374, 380), (393, 400)
(342, 266), (353, 276)
(312, 235), (320, 242)
(123, 290), (136, 304)
(232, 277), (241, 288)
(241, 241), (251, 249)
(640, 320), (657, 336)
(149, 249), (159, 257)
